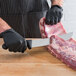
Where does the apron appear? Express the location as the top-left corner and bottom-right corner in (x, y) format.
(0, 0), (50, 38)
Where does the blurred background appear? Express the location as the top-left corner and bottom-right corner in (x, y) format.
(47, 0), (76, 39)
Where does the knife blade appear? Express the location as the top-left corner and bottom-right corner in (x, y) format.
(27, 32), (73, 49)
(58, 32), (73, 40)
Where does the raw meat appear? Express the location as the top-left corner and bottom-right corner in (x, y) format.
(39, 17), (76, 70)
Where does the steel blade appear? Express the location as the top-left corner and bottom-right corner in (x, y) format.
(58, 32), (73, 40)
(31, 38), (50, 48)
(27, 32), (73, 48)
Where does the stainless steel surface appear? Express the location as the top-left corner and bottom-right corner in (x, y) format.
(31, 32), (73, 48)
(32, 38), (50, 48)
(58, 32), (73, 40)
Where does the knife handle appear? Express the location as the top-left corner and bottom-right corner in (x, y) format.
(26, 40), (32, 49)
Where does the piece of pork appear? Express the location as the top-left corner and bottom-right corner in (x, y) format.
(39, 17), (76, 70)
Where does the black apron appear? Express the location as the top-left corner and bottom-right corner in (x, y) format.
(0, 0), (49, 38)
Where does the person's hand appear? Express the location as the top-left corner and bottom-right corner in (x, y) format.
(0, 29), (27, 53)
(45, 5), (63, 25)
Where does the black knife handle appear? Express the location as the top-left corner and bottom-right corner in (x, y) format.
(26, 40), (32, 49)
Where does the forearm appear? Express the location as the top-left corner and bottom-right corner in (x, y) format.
(0, 18), (11, 33)
(51, 0), (63, 6)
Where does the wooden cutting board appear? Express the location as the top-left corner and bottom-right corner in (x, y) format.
(0, 39), (76, 76)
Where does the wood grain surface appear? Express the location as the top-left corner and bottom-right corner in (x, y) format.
(0, 39), (76, 76)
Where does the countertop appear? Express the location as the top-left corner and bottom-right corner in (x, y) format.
(0, 39), (76, 76)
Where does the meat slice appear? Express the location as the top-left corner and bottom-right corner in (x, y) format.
(39, 17), (76, 70)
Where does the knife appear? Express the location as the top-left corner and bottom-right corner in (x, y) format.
(27, 32), (73, 49)
(2, 32), (73, 50)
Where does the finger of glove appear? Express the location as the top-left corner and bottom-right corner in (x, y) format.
(45, 11), (51, 25)
(45, 17), (51, 25)
(14, 40), (27, 53)
(20, 41), (27, 53)
(15, 44), (26, 53)
(8, 41), (22, 52)
(14, 45), (23, 53)
(50, 17), (55, 25)
(12, 44), (22, 53)
(21, 45), (27, 53)
(54, 16), (58, 24)
(2, 44), (8, 50)
(45, 14), (53, 25)
(58, 12), (62, 22)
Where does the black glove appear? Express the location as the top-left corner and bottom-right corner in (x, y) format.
(0, 29), (27, 53)
(45, 5), (63, 25)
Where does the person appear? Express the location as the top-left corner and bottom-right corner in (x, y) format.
(0, 0), (63, 53)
